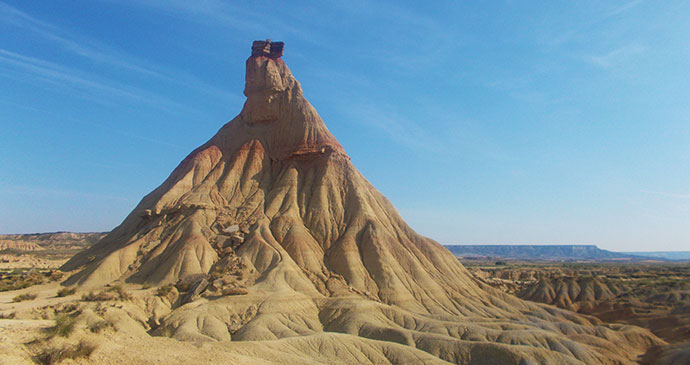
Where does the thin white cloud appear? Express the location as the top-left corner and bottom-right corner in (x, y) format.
(108, 0), (330, 47)
(607, 0), (644, 17)
(0, 49), (181, 110)
(0, 185), (130, 202)
(583, 44), (647, 69)
(341, 102), (446, 153)
(339, 100), (502, 160)
(0, 1), (164, 77)
(641, 190), (690, 199)
(538, 1), (644, 48)
(0, 98), (185, 150)
(0, 1), (239, 103)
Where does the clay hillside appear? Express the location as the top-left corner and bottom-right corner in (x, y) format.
(58, 40), (665, 364)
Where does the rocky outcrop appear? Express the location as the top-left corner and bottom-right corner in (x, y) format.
(0, 240), (42, 251)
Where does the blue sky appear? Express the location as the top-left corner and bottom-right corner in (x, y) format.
(1, 1), (689, 251)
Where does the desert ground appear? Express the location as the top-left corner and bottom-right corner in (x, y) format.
(1, 238), (689, 363)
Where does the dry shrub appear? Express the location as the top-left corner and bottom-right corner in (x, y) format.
(34, 340), (96, 365)
(13, 293), (37, 302)
(89, 320), (112, 333)
(81, 284), (131, 302)
(0, 270), (44, 292)
(81, 291), (113, 302)
(46, 314), (76, 338)
(55, 303), (79, 314)
(56, 287), (76, 297)
(109, 284), (132, 300)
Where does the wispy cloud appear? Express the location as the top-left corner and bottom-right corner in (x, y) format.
(607, 0), (644, 17)
(342, 102), (446, 153)
(113, 0), (453, 72)
(0, 98), (185, 150)
(0, 49), (182, 110)
(0, 2), (164, 77)
(641, 190), (690, 199)
(324, 1), (455, 71)
(0, 1), (239, 103)
(538, 1), (645, 48)
(107, 0), (330, 47)
(89, 121), (186, 150)
(583, 44), (647, 69)
(337, 99), (504, 161)
(0, 185), (130, 202)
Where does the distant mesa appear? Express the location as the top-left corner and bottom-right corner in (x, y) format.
(447, 244), (662, 261)
(0, 232), (104, 251)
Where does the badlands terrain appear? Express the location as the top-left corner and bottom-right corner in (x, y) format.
(0, 41), (684, 364)
(0, 233), (104, 270)
(465, 259), (690, 364)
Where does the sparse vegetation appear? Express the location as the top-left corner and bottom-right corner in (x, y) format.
(55, 303), (79, 314)
(0, 270), (44, 291)
(13, 293), (37, 302)
(34, 340), (96, 365)
(108, 284), (132, 300)
(0, 269), (65, 292)
(81, 291), (110, 302)
(46, 314), (76, 338)
(56, 287), (76, 297)
(81, 284), (131, 301)
(0, 312), (16, 319)
(89, 320), (112, 333)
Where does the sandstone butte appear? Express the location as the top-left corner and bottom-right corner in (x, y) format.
(59, 40), (666, 364)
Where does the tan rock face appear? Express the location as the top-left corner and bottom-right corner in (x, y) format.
(243, 56), (285, 123)
(60, 40), (665, 363)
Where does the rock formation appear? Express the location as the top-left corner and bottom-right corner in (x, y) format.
(61, 40), (664, 364)
(0, 240), (43, 251)
(0, 232), (105, 250)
